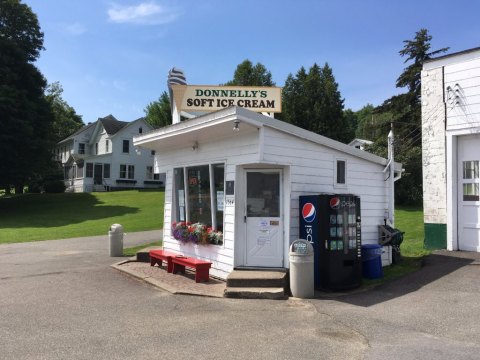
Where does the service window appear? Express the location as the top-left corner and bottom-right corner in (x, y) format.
(173, 163), (225, 233)
(174, 168), (186, 222)
(187, 165), (212, 226)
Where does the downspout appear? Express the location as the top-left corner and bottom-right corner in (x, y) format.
(388, 126), (395, 226)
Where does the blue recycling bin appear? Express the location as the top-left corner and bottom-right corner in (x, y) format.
(361, 244), (383, 279)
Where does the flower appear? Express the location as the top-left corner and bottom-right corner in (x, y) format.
(172, 222), (223, 246)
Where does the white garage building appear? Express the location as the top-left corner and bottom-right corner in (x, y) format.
(422, 47), (480, 251)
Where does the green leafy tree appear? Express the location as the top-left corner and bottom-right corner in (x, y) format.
(225, 59), (275, 86)
(46, 82), (83, 143)
(354, 104), (393, 141)
(0, 0), (54, 194)
(0, 38), (53, 194)
(370, 29), (449, 204)
(282, 63), (354, 143)
(0, 0), (44, 62)
(343, 109), (358, 141)
(144, 91), (172, 129)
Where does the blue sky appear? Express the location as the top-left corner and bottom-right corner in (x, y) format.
(25, 0), (480, 123)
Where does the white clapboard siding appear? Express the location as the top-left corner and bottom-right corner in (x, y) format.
(263, 127), (389, 246)
(143, 107), (396, 279)
(444, 57), (480, 130)
(160, 131), (261, 278)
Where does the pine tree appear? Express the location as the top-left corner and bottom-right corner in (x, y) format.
(371, 29), (449, 204)
(225, 59), (275, 86)
(282, 63), (353, 143)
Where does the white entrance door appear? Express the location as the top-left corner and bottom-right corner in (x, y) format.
(245, 170), (283, 267)
(458, 134), (480, 251)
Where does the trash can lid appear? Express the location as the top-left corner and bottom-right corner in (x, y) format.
(110, 223), (123, 232)
(289, 239), (314, 255)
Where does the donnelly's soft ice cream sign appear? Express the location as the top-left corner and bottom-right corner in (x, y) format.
(171, 85), (282, 113)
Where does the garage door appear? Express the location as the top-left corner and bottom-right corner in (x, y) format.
(458, 134), (480, 251)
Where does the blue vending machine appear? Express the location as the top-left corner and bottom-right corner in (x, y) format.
(299, 194), (362, 290)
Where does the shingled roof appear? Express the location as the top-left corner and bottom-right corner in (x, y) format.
(99, 115), (129, 135)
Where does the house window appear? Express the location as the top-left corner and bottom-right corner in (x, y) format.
(86, 163), (93, 178)
(123, 140), (129, 153)
(154, 173), (160, 180)
(95, 142), (99, 155)
(104, 164), (110, 178)
(120, 165), (127, 178)
(151, 150), (155, 156)
(139, 127), (143, 134)
(120, 164), (134, 179)
(146, 166), (153, 180)
(173, 163), (225, 233)
(106, 140), (109, 153)
(335, 159), (347, 187)
(78, 143), (85, 154)
(77, 163), (84, 178)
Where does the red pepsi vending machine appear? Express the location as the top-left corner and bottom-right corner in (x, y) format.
(299, 194), (362, 290)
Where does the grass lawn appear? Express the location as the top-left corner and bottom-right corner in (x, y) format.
(364, 205), (427, 285)
(0, 190), (164, 244)
(123, 240), (163, 257)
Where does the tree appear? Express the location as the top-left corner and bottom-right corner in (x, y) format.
(282, 63), (354, 143)
(396, 28), (449, 104)
(46, 82), (83, 143)
(0, 0), (54, 194)
(343, 109), (358, 141)
(0, 0), (44, 62)
(225, 59), (275, 86)
(0, 38), (53, 194)
(144, 91), (172, 129)
(369, 29), (449, 204)
(354, 104), (393, 141)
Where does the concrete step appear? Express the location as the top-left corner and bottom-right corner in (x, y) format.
(224, 287), (286, 300)
(226, 270), (288, 288)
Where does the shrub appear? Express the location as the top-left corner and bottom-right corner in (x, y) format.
(44, 180), (66, 193)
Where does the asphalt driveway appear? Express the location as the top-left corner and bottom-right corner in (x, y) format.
(1, 233), (479, 359)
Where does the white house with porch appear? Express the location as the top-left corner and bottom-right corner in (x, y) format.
(55, 115), (164, 192)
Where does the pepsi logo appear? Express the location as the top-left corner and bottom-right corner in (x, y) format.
(330, 197), (340, 209)
(302, 203), (316, 223)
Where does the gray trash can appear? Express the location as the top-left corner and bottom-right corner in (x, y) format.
(109, 224), (124, 257)
(289, 239), (315, 298)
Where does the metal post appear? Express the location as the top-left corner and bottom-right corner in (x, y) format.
(388, 123), (395, 226)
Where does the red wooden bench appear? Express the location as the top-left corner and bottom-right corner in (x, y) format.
(171, 255), (212, 283)
(149, 249), (178, 273)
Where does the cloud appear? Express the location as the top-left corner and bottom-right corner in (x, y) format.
(107, 1), (180, 25)
(63, 23), (87, 35)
